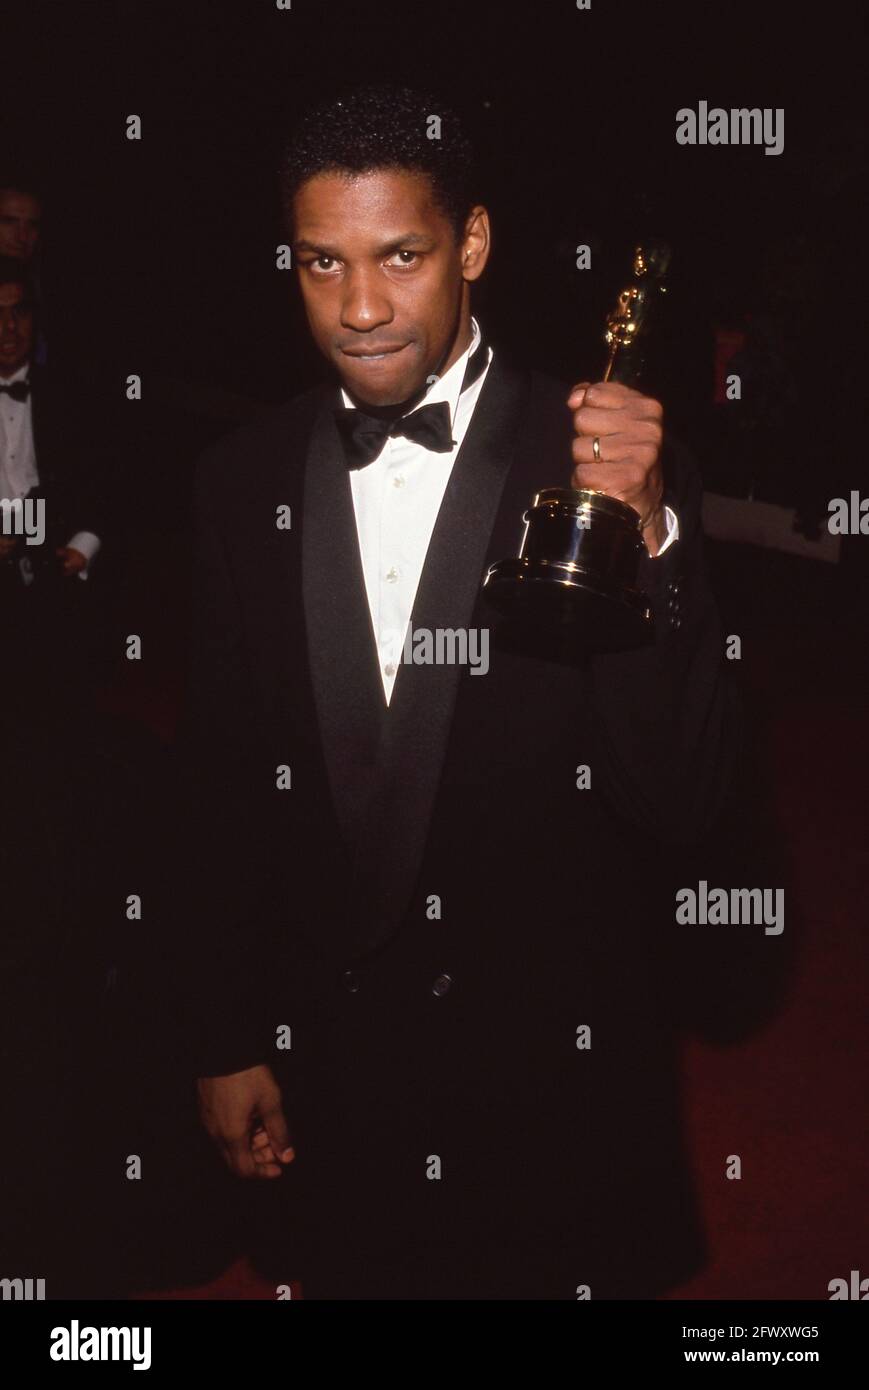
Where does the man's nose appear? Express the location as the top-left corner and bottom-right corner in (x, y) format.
(339, 268), (393, 332)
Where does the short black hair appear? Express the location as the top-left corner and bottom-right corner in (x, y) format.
(0, 167), (44, 203)
(0, 255), (35, 303)
(279, 83), (479, 243)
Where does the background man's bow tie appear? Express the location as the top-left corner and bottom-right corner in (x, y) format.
(0, 379), (31, 402)
(334, 399), (454, 471)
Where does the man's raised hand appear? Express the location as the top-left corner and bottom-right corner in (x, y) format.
(567, 380), (666, 555)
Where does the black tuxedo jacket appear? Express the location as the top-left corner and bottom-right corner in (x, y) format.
(178, 341), (764, 1297)
(25, 363), (106, 554)
(2, 363), (112, 712)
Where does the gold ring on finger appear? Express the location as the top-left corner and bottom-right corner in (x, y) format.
(592, 435), (602, 463)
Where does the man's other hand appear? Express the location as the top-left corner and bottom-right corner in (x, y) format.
(55, 545), (87, 575)
(197, 1064), (295, 1180)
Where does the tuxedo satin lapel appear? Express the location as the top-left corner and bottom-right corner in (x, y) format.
(25, 368), (60, 545)
(348, 353), (532, 954)
(302, 391), (387, 853)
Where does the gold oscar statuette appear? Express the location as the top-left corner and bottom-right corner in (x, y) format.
(483, 241), (672, 651)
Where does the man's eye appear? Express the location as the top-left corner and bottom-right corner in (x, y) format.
(388, 250), (418, 267)
(308, 256), (338, 272)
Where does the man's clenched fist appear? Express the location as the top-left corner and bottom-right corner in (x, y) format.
(567, 379), (666, 555)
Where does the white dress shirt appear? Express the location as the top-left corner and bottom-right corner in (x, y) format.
(0, 361), (101, 579)
(344, 318), (678, 704)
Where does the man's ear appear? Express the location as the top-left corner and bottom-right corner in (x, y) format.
(461, 206), (491, 282)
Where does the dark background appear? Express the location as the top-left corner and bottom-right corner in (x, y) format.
(5, 0), (866, 647)
(5, 0), (865, 498)
(1, 0), (867, 1300)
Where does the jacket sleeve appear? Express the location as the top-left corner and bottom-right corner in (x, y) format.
(173, 448), (277, 1078)
(33, 369), (110, 551)
(586, 438), (795, 1045)
(586, 433), (742, 845)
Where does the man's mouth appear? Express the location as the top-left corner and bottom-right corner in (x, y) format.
(340, 343), (410, 362)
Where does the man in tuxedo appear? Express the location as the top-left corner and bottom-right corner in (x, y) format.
(0, 254), (118, 1296)
(185, 84), (747, 1299)
(0, 257), (103, 713)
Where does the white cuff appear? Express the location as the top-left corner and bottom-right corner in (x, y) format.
(649, 505), (679, 558)
(66, 530), (101, 580)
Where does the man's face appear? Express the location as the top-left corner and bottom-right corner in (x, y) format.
(0, 190), (42, 261)
(0, 283), (35, 376)
(292, 168), (480, 407)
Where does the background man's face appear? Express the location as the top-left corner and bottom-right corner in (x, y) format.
(0, 190), (42, 261)
(0, 283), (35, 375)
(292, 168), (467, 407)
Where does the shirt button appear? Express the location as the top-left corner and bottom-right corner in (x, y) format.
(432, 973), (452, 998)
(392, 475), (406, 488)
(341, 969), (360, 993)
(384, 661), (397, 677)
(385, 566), (399, 583)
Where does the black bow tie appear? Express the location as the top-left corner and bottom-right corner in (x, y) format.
(334, 330), (489, 470)
(335, 399), (454, 470)
(0, 379), (30, 402)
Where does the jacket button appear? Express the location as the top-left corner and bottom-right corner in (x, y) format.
(341, 969), (360, 993)
(432, 973), (452, 998)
